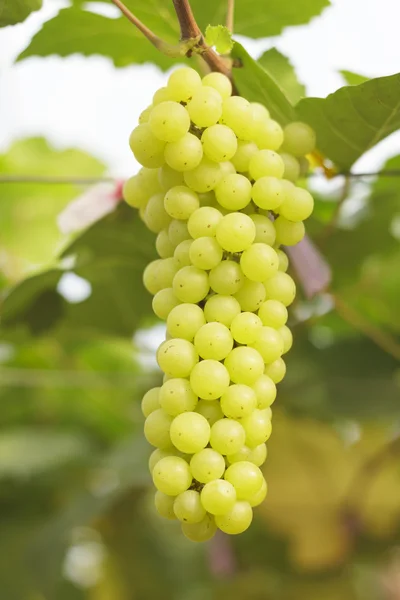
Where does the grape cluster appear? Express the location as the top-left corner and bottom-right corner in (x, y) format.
(123, 67), (315, 541)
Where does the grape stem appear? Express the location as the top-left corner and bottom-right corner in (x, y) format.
(226, 0), (235, 33)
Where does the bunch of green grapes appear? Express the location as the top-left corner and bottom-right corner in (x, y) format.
(123, 67), (315, 542)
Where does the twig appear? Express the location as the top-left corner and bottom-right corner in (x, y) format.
(226, 0), (235, 33)
(172, 0), (201, 39)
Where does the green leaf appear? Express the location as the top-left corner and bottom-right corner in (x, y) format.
(205, 25), (233, 55)
(340, 70), (369, 86)
(0, 0), (41, 27)
(232, 42), (296, 124)
(258, 47), (306, 104)
(296, 73), (400, 169)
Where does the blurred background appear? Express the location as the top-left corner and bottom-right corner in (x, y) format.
(1, 0), (400, 599)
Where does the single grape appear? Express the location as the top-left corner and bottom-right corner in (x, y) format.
(168, 219), (191, 246)
(164, 185), (199, 220)
(252, 176), (284, 211)
(190, 359), (230, 400)
(143, 258), (178, 295)
(248, 477), (268, 507)
(156, 338), (199, 378)
(204, 294), (241, 327)
(194, 322), (234, 361)
(189, 236), (223, 270)
(209, 260), (245, 295)
(224, 346), (264, 385)
(154, 490), (176, 519)
(170, 412), (210, 454)
(201, 479), (237, 515)
(181, 513), (217, 542)
(258, 299), (288, 328)
(215, 174), (252, 211)
(280, 152), (301, 182)
(195, 400), (224, 426)
(250, 326), (284, 363)
(158, 164), (184, 191)
(159, 378), (198, 416)
(227, 443), (267, 467)
(144, 193), (172, 233)
(231, 140), (258, 173)
(190, 448), (225, 483)
(129, 124), (166, 168)
(174, 490), (206, 523)
(153, 86), (172, 105)
(201, 124), (237, 162)
(264, 357), (286, 383)
(282, 121), (316, 156)
(152, 288), (181, 320)
(164, 132), (203, 172)
(241, 408), (272, 448)
(156, 229), (175, 258)
(215, 501), (253, 535)
(187, 86), (223, 127)
(230, 312), (263, 344)
(249, 213), (276, 246)
(187, 206), (223, 238)
(249, 150), (285, 180)
(220, 384), (257, 418)
(216, 212), (255, 252)
(141, 387), (160, 417)
(210, 418), (246, 455)
(167, 303), (206, 341)
(173, 239), (193, 268)
(153, 456), (192, 495)
(149, 101), (190, 142)
(221, 96), (254, 140)
(278, 325), (293, 354)
(252, 374), (277, 408)
(184, 157), (222, 193)
(202, 72), (232, 99)
(149, 447), (188, 473)
(137, 167), (162, 196)
(167, 67), (202, 102)
(138, 105), (152, 124)
(274, 217), (305, 246)
(254, 119), (284, 151)
(220, 161), (236, 176)
(263, 272), (296, 306)
(251, 102), (270, 122)
(144, 408), (173, 448)
(234, 279), (266, 312)
(123, 175), (148, 208)
(224, 461), (264, 500)
(279, 186), (314, 222)
(172, 265), (209, 303)
(276, 248), (289, 272)
(240, 243), (279, 282)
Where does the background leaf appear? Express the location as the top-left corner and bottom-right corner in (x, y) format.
(258, 47), (306, 104)
(0, 0), (41, 27)
(340, 70), (369, 86)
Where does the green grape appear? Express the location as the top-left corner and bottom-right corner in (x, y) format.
(138, 105), (152, 124)
(153, 86), (172, 105)
(282, 121), (316, 156)
(210, 418), (246, 455)
(187, 86), (223, 127)
(252, 176), (284, 211)
(189, 237), (223, 270)
(202, 72), (232, 99)
(248, 477), (268, 507)
(276, 248), (289, 272)
(264, 357), (286, 383)
(221, 96), (254, 140)
(149, 448), (188, 473)
(252, 374), (276, 408)
(279, 186), (314, 222)
(220, 161), (236, 176)
(144, 193), (171, 233)
(224, 461), (264, 500)
(153, 456), (192, 495)
(224, 346), (264, 385)
(249, 149), (285, 180)
(215, 174), (252, 211)
(149, 101), (190, 142)
(201, 479), (237, 515)
(241, 408), (272, 448)
(152, 288), (181, 320)
(157, 338), (199, 378)
(123, 175), (148, 208)
(190, 448), (225, 483)
(188, 206), (223, 238)
(141, 387), (160, 417)
(190, 359), (230, 400)
(165, 133), (203, 172)
(129, 124), (166, 168)
(258, 299), (288, 328)
(172, 266), (209, 303)
(215, 501), (253, 535)
(167, 303), (206, 341)
(143, 259), (178, 295)
(220, 384), (257, 418)
(167, 67), (202, 102)
(280, 152), (301, 182)
(209, 260), (245, 295)
(250, 326), (284, 363)
(264, 272), (296, 306)
(174, 490), (206, 523)
(173, 239), (193, 267)
(194, 322), (233, 361)
(201, 124), (237, 162)
(230, 312), (263, 345)
(144, 408), (173, 448)
(164, 185), (200, 220)
(195, 400), (224, 426)
(251, 102), (270, 123)
(278, 325), (293, 354)
(274, 217), (305, 246)
(156, 229), (175, 258)
(159, 378), (198, 416)
(184, 157), (222, 193)
(240, 243), (279, 282)
(137, 167), (162, 196)
(254, 119), (284, 151)
(226, 445), (252, 464)
(181, 514), (217, 542)
(158, 164), (184, 191)
(249, 213), (276, 246)
(168, 219), (191, 246)
(216, 212), (255, 252)
(231, 140), (258, 173)
(227, 443), (267, 467)
(154, 490), (176, 519)
(234, 279), (266, 312)
(170, 412), (210, 453)
(204, 294), (241, 327)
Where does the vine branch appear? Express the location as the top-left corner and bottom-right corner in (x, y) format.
(226, 0), (235, 33)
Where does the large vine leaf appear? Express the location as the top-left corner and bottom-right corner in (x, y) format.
(340, 70), (369, 86)
(296, 73), (400, 169)
(258, 47), (306, 104)
(0, 0), (41, 27)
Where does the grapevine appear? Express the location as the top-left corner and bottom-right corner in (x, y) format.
(123, 67), (315, 541)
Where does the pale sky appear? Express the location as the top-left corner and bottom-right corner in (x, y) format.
(0, 0), (400, 177)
